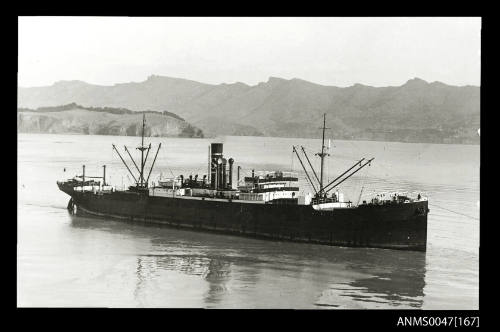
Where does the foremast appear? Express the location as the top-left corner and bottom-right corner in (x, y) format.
(112, 113), (162, 189)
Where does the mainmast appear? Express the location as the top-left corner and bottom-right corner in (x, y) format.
(292, 113), (373, 203)
(137, 114), (148, 187)
(315, 113), (330, 196)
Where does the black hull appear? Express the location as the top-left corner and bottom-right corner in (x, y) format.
(59, 184), (428, 251)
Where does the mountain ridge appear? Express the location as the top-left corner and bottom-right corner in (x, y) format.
(19, 75), (478, 90)
(18, 75), (480, 144)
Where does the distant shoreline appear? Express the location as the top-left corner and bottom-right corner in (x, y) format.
(17, 131), (480, 146)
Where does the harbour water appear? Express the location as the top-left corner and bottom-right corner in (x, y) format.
(17, 133), (479, 308)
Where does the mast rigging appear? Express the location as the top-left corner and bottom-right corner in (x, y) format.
(124, 146), (141, 175)
(322, 158), (365, 192)
(146, 143), (162, 184)
(325, 158), (374, 194)
(112, 144), (138, 184)
(292, 146), (318, 194)
(300, 146), (321, 186)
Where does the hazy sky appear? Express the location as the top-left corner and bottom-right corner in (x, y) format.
(18, 17), (481, 88)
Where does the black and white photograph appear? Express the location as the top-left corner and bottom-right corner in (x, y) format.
(17, 16), (480, 311)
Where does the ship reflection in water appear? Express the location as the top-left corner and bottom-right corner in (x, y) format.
(70, 214), (426, 309)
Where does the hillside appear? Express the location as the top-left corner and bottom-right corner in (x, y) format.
(18, 75), (480, 144)
(17, 103), (204, 138)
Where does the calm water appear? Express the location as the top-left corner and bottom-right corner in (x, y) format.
(17, 133), (479, 308)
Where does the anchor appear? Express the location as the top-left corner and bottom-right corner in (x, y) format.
(67, 198), (77, 214)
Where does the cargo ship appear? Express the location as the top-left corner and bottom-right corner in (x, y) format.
(57, 114), (429, 251)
